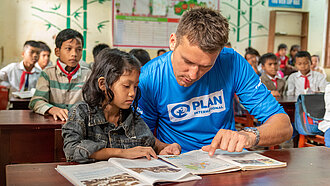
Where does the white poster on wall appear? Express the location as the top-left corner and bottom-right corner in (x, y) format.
(112, 0), (220, 48)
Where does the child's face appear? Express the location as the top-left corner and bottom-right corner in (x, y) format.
(22, 45), (40, 66)
(245, 54), (258, 67)
(278, 48), (287, 56)
(295, 57), (311, 75)
(262, 59), (278, 77)
(311, 56), (319, 69)
(38, 51), (50, 69)
(110, 70), (140, 110)
(290, 49), (299, 57)
(55, 38), (82, 68)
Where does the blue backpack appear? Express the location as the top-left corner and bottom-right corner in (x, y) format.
(294, 93), (325, 136)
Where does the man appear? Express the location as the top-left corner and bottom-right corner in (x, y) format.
(138, 8), (292, 155)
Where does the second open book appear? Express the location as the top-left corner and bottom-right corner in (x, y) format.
(159, 149), (287, 175)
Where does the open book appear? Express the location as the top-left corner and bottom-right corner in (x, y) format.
(56, 158), (201, 186)
(12, 88), (36, 99)
(159, 149), (287, 175)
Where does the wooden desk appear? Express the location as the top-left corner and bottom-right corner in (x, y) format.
(276, 96), (297, 123)
(0, 110), (65, 186)
(9, 97), (30, 110)
(6, 147), (330, 186)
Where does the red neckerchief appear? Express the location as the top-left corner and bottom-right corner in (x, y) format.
(19, 70), (32, 91)
(57, 60), (80, 83)
(300, 74), (310, 89)
(271, 78), (278, 89)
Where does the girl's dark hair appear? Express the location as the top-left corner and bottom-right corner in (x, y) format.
(277, 43), (287, 51)
(83, 48), (142, 121)
(244, 47), (260, 58)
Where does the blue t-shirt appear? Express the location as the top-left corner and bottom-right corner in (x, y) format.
(138, 47), (286, 153)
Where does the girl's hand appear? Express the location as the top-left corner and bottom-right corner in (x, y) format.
(159, 143), (181, 155)
(121, 146), (158, 160)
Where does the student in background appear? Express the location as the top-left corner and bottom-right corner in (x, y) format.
(275, 43), (288, 70)
(62, 49), (181, 162)
(0, 40), (41, 92)
(129, 49), (151, 66)
(157, 49), (167, 56)
(35, 41), (52, 70)
(29, 29), (91, 121)
(90, 43), (110, 69)
(286, 51), (327, 96)
(319, 84), (330, 148)
(260, 53), (285, 97)
(311, 55), (326, 75)
(244, 47), (260, 75)
(287, 45), (300, 66)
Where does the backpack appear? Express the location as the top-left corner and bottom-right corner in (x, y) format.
(294, 93), (325, 136)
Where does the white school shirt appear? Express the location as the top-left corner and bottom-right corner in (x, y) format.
(0, 61), (41, 92)
(34, 61), (53, 71)
(286, 70), (327, 96)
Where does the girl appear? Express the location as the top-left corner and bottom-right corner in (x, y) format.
(62, 49), (181, 162)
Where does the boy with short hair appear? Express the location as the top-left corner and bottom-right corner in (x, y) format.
(286, 51), (327, 96)
(129, 49), (151, 66)
(311, 55), (326, 75)
(260, 53), (286, 97)
(35, 41), (52, 70)
(29, 29), (91, 121)
(0, 40), (41, 92)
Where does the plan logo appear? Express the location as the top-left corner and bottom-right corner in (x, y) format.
(167, 90), (226, 122)
(170, 104), (190, 118)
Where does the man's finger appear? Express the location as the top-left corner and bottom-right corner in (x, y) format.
(227, 133), (239, 152)
(208, 134), (223, 156)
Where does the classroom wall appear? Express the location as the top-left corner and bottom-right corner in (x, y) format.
(0, 0), (328, 68)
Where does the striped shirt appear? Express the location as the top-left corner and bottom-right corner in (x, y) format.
(29, 60), (91, 115)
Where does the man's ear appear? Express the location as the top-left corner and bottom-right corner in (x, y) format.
(54, 48), (60, 57)
(169, 33), (177, 51)
(98, 77), (106, 91)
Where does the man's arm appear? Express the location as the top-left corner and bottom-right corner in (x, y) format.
(202, 113), (292, 155)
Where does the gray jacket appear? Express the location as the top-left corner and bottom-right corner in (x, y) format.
(62, 101), (156, 162)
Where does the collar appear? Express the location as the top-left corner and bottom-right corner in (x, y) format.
(266, 73), (280, 80)
(19, 61), (38, 73)
(56, 59), (81, 78)
(296, 70), (311, 77)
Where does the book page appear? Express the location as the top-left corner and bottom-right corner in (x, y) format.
(109, 158), (201, 185)
(159, 150), (240, 175)
(56, 161), (148, 186)
(216, 152), (287, 170)
(12, 88), (36, 98)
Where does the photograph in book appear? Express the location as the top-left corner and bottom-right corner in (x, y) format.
(56, 161), (147, 186)
(159, 149), (287, 175)
(108, 158), (201, 184)
(215, 151), (287, 170)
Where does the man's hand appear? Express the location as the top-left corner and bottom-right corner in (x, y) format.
(48, 107), (69, 121)
(271, 90), (281, 97)
(159, 143), (181, 155)
(201, 129), (256, 156)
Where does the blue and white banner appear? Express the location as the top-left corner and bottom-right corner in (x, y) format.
(269, 0), (302, 8)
